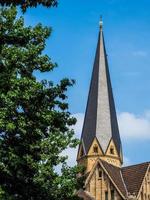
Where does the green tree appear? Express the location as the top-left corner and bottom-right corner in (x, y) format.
(0, 7), (83, 200)
(0, 0), (58, 12)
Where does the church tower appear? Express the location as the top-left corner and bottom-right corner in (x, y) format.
(77, 20), (123, 172)
(77, 19), (150, 200)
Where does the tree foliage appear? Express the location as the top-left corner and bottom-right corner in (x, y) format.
(0, 7), (83, 200)
(0, 0), (58, 12)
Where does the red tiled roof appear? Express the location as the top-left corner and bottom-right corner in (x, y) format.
(100, 160), (127, 197)
(121, 162), (149, 196)
(100, 160), (150, 198)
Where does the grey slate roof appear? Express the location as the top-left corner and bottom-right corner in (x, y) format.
(81, 26), (122, 156)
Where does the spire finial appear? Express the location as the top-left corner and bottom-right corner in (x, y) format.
(99, 15), (103, 30)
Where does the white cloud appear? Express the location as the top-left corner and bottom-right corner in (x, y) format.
(132, 50), (148, 57)
(66, 111), (150, 167)
(118, 111), (150, 140)
(72, 111), (150, 140)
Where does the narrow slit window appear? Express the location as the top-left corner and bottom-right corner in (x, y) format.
(93, 145), (98, 153)
(111, 190), (115, 200)
(98, 170), (102, 179)
(105, 191), (108, 200)
(110, 147), (114, 155)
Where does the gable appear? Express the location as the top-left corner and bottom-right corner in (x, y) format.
(137, 165), (150, 200)
(100, 159), (127, 197)
(88, 138), (103, 156)
(85, 159), (127, 199)
(121, 162), (149, 197)
(105, 139), (119, 157)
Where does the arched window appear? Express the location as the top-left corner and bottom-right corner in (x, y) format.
(93, 145), (98, 153)
(98, 170), (102, 179)
(110, 147), (114, 155)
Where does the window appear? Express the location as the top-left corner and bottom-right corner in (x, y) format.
(110, 147), (114, 155)
(80, 146), (84, 157)
(105, 191), (108, 200)
(93, 145), (98, 153)
(98, 170), (102, 179)
(111, 190), (115, 200)
(141, 192), (144, 200)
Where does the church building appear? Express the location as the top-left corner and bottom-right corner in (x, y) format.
(77, 20), (150, 200)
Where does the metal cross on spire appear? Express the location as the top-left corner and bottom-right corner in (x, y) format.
(99, 15), (103, 29)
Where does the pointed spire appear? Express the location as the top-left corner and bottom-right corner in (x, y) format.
(80, 22), (122, 158)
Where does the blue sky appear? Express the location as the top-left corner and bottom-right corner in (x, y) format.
(21, 0), (150, 166)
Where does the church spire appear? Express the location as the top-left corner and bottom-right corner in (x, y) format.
(77, 21), (123, 167)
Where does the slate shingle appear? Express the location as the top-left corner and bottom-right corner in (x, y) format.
(81, 26), (122, 157)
